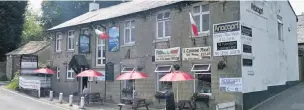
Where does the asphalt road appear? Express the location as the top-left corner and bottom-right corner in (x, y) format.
(254, 83), (304, 110)
(0, 87), (67, 110)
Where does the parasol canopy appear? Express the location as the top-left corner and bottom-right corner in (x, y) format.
(116, 71), (148, 80)
(34, 68), (56, 74)
(76, 70), (104, 77)
(159, 71), (194, 82)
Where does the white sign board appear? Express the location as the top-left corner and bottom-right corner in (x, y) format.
(182, 46), (211, 60)
(155, 47), (180, 62)
(219, 77), (242, 92)
(20, 55), (38, 74)
(213, 21), (242, 56)
(19, 77), (41, 90)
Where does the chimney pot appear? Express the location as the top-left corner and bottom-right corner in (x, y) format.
(89, 2), (99, 12)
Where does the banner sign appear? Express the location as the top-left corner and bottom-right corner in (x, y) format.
(182, 46), (211, 60)
(108, 27), (120, 52)
(219, 77), (242, 92)
(213, 21), (242, 56)
(19, 77), (41, 90)
(20, 54), (38, 74)
(155, 47), (180, 62)
(79, 35), (91, 53)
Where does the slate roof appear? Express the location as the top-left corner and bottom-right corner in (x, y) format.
(298, 14), (304, 43)
(6, 41), (50, 55)
(48, 0), (181, 31)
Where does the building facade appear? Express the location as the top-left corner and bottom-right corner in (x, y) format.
(48, 1), (298, 110)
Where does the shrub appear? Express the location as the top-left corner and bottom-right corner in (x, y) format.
(5, 70), (20, 90)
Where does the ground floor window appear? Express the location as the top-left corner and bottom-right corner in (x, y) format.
(121, 67), (136, 89)
(155, 65), (173, 91)
(192, 64), (211, 94)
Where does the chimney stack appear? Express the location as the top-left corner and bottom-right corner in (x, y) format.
(89, 2), (99, 12)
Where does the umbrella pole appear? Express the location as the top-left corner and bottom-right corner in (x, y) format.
(133, 80), (135, 100)
(177, 82), (179, 102)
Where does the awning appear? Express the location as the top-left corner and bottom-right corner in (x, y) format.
(69, 55), (90, 73)
(191, 64), (211, 73)
(154, 65), (172, 73)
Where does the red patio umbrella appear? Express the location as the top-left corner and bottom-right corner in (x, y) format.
(34, 68), (56, 74)
(116, 71), (149, 99)
(159, 71), (194, 101)
(76, 70), (104, 77)
(116, 71), (148, 80)
(76, 70), (104, 94)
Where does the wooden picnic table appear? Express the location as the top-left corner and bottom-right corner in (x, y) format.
(118, 98), (149, 110)
(177, 100), (196, 110)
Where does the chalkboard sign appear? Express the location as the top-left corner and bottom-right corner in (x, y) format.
(217, 41), (237, 50)
(243, 44), (252, 53)
(105, 62), (114, 81)
(243, 59), (253, 66)
(241, 26), (252, 37)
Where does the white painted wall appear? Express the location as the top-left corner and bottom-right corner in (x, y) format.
(240, 1), (298, 93)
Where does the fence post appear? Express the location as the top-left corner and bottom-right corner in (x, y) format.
(79, 97), (85, 109)
(69, 95), (73, 106)
(49, 91), (53, 101)
(59, 93), (63, 104)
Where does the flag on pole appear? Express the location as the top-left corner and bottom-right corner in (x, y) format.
(189, 12), (199, 37)
(95, 29), (109, 40)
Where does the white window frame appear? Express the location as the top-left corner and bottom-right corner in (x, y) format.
(192, 3), (210, 34)
(192, 64), (212, 96)
(68, 30), (75, 50)
(121, 67), (136, 73)
(191, 64), (211, 72)
(277, 19), (283, 41)
(124, 20), (135, 44)
(96, 26), (106, 66)
(56, 67), (60, 79)
(66, 66), (74, 79)
(154, 65), (172, 73)
(55, 32), (62, 52)
(156, 11), (171, 39)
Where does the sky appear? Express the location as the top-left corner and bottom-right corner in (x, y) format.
(28, 0), (304, 15)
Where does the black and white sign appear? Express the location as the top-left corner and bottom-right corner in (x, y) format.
(243, 59), (253, 66)
(213, 21), (241, 56)
(20, 54), (38, 74)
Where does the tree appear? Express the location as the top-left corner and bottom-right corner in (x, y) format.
(40, 1), (122, 30)
(21, 7), (43, 45)
(0, 1), (27, 61)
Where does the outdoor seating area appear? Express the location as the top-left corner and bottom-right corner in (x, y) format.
(78, 92), (104, 105)
(118, 98), (150, 110)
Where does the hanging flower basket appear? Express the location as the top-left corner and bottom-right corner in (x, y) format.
(191, 92), (209, 102)
(154, 91), (167, 99)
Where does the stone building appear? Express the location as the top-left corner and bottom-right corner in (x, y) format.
(47, 1), (298, 110)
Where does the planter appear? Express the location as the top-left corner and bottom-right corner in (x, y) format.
(191, 93), (210, 108)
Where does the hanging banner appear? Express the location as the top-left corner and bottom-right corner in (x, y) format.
(155, 47), (180, 62)
(108, 27), (120, 52)
(213, 21), (242, 56)
(219, 77), (242, 92)
(20, 54), (38, 74)
(182, 46), (211, 60)
(79, 35), (91, 53)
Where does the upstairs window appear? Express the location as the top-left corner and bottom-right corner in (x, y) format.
(96, 26), (106, 66)
(68, 30), (75, 50)
(157, 12), (170, 39)
(124, 20), (136, 44)
(192, 4), (210, 33)
(55, 33), (62, 52)
(66, 67), (74, 79)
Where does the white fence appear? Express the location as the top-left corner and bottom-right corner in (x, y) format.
(19, 76), (51, 97)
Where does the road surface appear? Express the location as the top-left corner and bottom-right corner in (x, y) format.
(0, 87), (67, 110)
(254, 82), (304, 110)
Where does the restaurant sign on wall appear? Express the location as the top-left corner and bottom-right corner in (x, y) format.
(182, 46), (211, 60)
(213, 21), (242, 56)
(155, 47), (180, 62)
